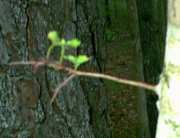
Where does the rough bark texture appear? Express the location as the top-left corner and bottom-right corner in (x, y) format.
(126, 1), (151, 137)
(103, 0), (150, 137)
(0, 0), (110, 137)
(136, 0), (167, 137)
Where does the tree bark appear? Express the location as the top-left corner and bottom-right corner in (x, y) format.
(136, 0), (167, 137)
(126, 0), (151, 137)
(103, 0), (151, 137)
(0, 1), (110, 137)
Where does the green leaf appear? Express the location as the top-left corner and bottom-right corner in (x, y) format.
(64, 55), (89, 69)
(48, 31), (60, 45)
(67, 39), (81, 48)
(59, 39), (66, 46)
(64, 55), (77, 64)
(76, 55), (89, 65)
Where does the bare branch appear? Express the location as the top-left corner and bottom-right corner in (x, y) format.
(71, 70), (155, 91)
(50, 74), (76, 104)
(9, 60), (156, 93)
(48, 62), (156, 91)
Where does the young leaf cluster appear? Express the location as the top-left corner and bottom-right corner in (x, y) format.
(47, 31), (89, 69)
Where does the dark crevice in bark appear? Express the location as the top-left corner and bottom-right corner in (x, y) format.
(36, 72), (47, 124)
(44, 68), (50, 100)
(89, 25), (103, 73)
(105, 0), (111, 27)
(25, 3), (31, 60)
(74, 0), (79, 56)
(80, 2), (103, 73)
(88, 106), (93, 126)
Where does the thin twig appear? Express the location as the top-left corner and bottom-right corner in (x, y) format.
(72, 70), (155, 91)
(50, 74), (76, 104)
(48, 62), (156, 91)
(9, 60), (156, 92)
(9, 61), (41, 66)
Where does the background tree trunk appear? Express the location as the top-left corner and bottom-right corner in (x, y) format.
(0, 1), (110, 137)
(156, 0), (180, 137)
(136, 0), (167, 137)
(126, 0), (151, 137)
(103, 0), (151, 137)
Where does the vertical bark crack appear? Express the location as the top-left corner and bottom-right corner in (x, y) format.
(25, 3), (33, 60)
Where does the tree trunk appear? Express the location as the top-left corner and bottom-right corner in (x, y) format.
(126, 0), (151, 138)
(156, 0), (180, 137)
(136, 0), (167, 137)
(103, 0), (151, 137)
(0, 1), (110, 137)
